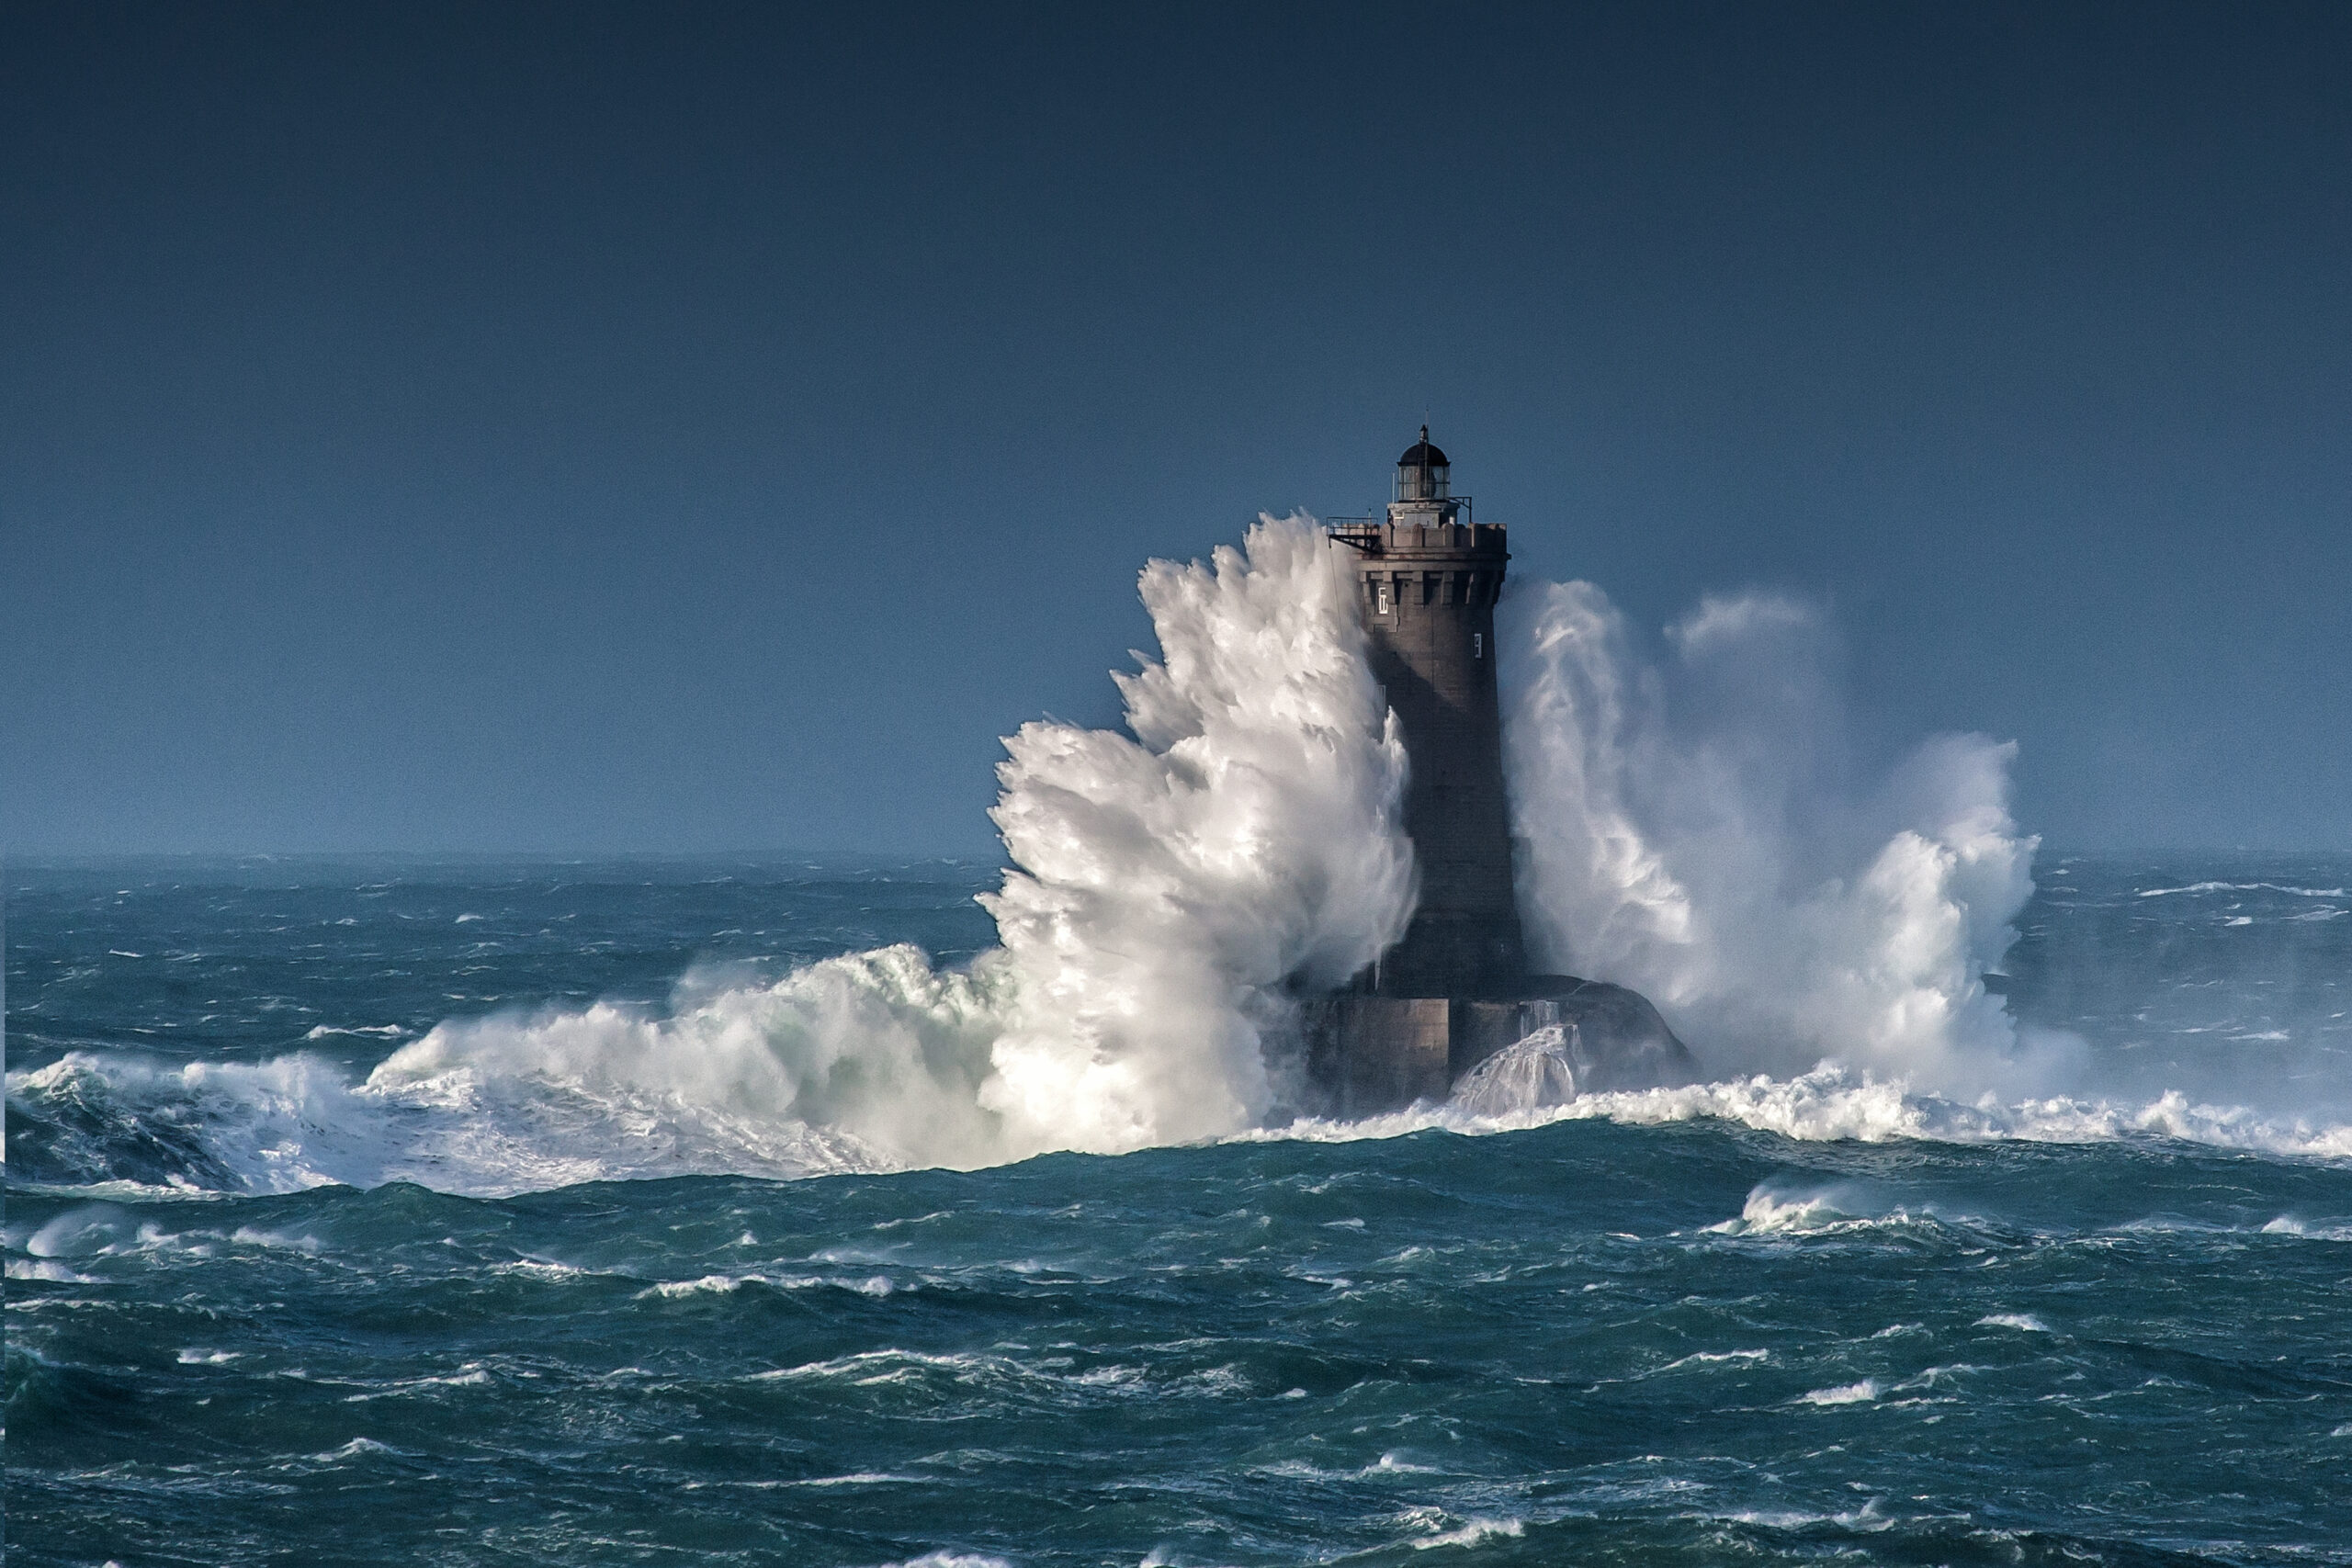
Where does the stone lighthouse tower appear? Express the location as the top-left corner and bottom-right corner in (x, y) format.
(1341, 428), (1527, 995)
(1306, 430), (1694, 1112)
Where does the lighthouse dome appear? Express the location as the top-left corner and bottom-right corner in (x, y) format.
(1397, 429), (1449, 468)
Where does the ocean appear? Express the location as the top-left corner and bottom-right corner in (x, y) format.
(9, 851), (2352, 1566)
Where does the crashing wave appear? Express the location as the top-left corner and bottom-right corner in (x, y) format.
(22, 542), (2338, 1198)
(1501, 582), (2040, 1094)
(10, 517), (1412, 1194)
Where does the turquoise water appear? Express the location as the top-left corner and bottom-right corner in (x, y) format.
(10, 857), (2352, 1565)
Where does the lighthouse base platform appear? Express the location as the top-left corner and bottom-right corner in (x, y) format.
(1302, 976), (1696, 1119)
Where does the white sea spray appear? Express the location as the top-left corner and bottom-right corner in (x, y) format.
(1499, 581), (2046, 1094)
(974, 512), (1414, 1155)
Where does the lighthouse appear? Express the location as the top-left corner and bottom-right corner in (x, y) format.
(1340, 428), (1527, 995)
(1305, 431), (1695, 1112)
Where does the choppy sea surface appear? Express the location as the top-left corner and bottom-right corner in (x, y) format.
(9, 853), (2352, 1566)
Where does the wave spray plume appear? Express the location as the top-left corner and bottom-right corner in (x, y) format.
(977, 513), (1414, 1153)
(1501, 580), (2041, 1092)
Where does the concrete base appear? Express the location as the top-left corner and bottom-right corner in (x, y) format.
(1304, 996), (1452, 1116)
(1303, 976), (1697, 1117)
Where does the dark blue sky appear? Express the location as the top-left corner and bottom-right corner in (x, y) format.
(6, 3), (2347, 854)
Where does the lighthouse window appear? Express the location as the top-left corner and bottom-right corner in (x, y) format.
(1474, 632), (1483, 659)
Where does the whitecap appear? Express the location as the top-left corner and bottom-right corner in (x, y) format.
(487, 1259), (598, 1280)
(639, 1272), (895, 1300)
(1408, 1516), (1524, 1550)
(1799, 1379), (1881, 1405)
(312, 1437), (402, 1461)
(1655, 1348), (1771, 1372)
(1708, 1188), (1864, 1235)
(231, 1227), (322, 1254)
(26, 1205), (130, 1258)
(338, 1365), (493, 1401)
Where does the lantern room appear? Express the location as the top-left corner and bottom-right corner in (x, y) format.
(1395, 426), (1451, 502)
